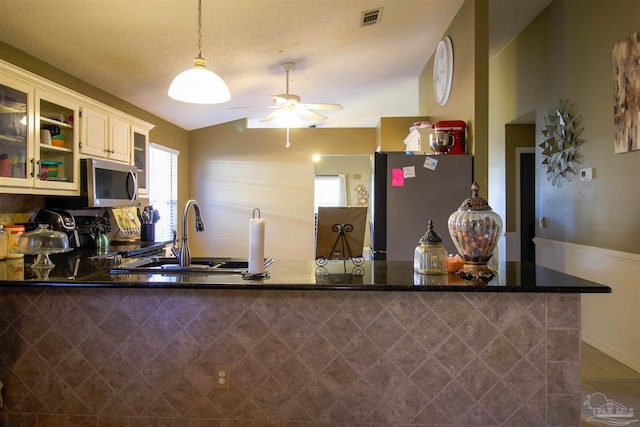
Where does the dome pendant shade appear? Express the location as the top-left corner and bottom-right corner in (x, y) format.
(168, 57), (230, 104)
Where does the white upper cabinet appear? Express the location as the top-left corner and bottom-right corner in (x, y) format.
(0, 59), (154, 195)
(80, 106), (131, 163)
(0, 73), (34, 189)
(0, 69), (80, 193)
(109, 116), (131, 163)
(34, 88), (79, 191)
(79, 106), (108, 158)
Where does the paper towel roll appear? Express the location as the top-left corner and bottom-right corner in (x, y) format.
(248, 218), (265, 274)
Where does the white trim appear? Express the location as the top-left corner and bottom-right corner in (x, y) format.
(505, 232), (518, 261)
(534, 237), (640, 372)
(338, 173), (347, 206)
(150, 142), (179, 156)
(534, 237), (640, 265)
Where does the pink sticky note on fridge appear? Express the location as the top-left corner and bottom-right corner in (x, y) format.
(391, 168), (404, 186)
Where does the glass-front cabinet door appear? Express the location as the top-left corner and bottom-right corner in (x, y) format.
(0, 74), (33, 187)
(132, 125), (148, 196)
(0, 75), (79, 192)
(34, 89), (79, 191)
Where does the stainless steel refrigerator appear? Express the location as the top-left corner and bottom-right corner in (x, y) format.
(369, 152), (473, 260)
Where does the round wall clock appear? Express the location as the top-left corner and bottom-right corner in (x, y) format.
(433, 36), (454, 106)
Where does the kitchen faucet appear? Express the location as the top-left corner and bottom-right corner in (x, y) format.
(171, 199), (206, 267)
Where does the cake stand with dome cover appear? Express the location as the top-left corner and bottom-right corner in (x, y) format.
(15, 225), (72, 277)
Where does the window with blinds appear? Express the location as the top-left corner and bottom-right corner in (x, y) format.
(148, 143), (179, 242)
(314, 174), (347, 212)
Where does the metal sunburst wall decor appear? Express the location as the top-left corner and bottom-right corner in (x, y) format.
(539, 100), (586, 187)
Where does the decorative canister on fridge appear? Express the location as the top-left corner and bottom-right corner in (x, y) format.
(448, 182), (502, 279)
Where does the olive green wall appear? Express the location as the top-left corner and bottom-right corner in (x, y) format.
(188, 120), (375, 259)
(489, 0), (640, 254)
(418, 0), (489, 189)
(0, 42), (191, 220)
(499, 0), (640, 372)
(377, 116), (429, 151)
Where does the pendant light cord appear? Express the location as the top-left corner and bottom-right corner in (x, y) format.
(168, 0), (230, 103)
(197, 0), (203, 59)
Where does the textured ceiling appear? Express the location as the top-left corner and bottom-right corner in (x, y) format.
(0, 0), (550, 131)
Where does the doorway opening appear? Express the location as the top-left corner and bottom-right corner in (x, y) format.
(517, 148), (535, 263)
(505, 121), (536, 262)
(313, 154), (372, 255)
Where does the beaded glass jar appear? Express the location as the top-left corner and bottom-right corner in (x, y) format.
(448, 182), (502, 277)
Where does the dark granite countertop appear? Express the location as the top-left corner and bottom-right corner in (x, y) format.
(0, 248), (611, 293)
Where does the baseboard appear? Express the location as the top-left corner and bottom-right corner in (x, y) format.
(581, 334), (640, 373)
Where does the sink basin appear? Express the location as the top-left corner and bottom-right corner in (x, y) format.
(110, 256), (273, 275)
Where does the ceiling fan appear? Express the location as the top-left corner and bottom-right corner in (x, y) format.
(231, 62), (343, 124)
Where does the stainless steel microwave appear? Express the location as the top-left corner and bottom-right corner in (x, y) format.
(81, 158), (138, 207)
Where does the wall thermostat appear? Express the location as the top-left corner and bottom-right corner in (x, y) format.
(580, 167), (593, 181)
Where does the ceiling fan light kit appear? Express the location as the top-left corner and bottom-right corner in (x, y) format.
(168, 0), (230, 104)
(233, 62), (343, 126)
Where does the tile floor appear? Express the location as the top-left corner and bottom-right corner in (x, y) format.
(581, 342), (640, 426)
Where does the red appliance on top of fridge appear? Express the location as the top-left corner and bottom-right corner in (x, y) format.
(433, 120), (467, 154)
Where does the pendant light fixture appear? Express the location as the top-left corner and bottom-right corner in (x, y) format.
(168, 0), (230, 104)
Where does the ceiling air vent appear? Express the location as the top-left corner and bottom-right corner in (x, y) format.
(361, 8), (383, 26)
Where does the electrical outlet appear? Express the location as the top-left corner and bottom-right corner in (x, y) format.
(214, 365), (230, 390)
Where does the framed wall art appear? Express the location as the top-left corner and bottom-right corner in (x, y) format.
(612, 31), (640, 153)
(540, 100), (585, 187)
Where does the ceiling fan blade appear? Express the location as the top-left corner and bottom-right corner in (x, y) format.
(228, 105), (278, 110)
(300, 103), (343, 111)
(297, 109), (327, 122)
(259, 110), (282, 122)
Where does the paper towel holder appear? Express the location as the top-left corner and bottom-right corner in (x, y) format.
(243, 208), (270, 280)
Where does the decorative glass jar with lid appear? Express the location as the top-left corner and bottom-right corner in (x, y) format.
(448, 182), (502, 278)
(414, 220), (448, 275)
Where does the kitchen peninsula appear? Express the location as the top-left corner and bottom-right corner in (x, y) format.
(0, 254), (609, 426)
